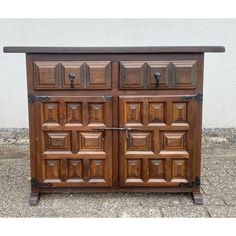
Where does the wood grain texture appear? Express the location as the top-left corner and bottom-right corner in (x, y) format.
(9, 48), (224, 205)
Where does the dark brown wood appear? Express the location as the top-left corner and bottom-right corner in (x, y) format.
(3, 46), (225, 54)
(4, 46), (224, 206)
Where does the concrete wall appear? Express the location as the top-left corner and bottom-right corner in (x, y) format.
(0, 19), (235, 128)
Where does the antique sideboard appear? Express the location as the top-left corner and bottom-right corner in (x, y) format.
(4, 46), (225, 205)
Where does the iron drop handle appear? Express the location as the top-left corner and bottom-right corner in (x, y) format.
(68, 73), (75, 89)
(154, 72), (161, 88)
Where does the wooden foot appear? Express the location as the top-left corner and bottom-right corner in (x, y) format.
(192, 192), (203, 205)
(29, 192), (40, 206)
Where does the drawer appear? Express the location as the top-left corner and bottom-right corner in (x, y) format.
(119, 60), (198, 90)
(33, 61), (112, 90)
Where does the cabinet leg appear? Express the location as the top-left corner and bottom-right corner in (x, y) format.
(29, 192), (40, 206)
(192, 192), (203, 205)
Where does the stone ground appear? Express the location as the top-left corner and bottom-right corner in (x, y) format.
(0, 128), (235, 217)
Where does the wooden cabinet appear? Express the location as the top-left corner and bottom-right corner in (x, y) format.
(3, 46), (225, 206)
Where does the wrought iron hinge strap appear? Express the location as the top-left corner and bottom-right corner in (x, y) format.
(28, 92), (50, 105)
(179, 176), (200, 187)
(31, 177), (53, 188)
(182, 93), (203, 104)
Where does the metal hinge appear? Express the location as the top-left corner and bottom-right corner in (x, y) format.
(179, 176), (200, 187)
(182, 93), (203, 104)
(28, 92), (50, 105)
(31, 177), (53, 188)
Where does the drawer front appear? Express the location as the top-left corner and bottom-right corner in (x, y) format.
(33, 61), (112, 90)
(119, 60), (198, 90)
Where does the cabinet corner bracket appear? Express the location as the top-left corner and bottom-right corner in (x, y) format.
(31, 177), (52, 188)
(182, 93), (203, 104)
(179, 176), (200, 187)
(28, 92), (50, 105)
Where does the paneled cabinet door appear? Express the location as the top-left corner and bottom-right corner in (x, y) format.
(35, 96), (113, 187)
(119, 95), (197, 187)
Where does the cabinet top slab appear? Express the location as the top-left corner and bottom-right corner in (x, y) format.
(3, 46), (225, 54)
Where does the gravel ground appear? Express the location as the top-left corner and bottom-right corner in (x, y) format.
(0, 128), (235, 217)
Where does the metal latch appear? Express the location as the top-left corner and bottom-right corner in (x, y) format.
(182, 93), (203, 104)
(179, 176), (201, 187)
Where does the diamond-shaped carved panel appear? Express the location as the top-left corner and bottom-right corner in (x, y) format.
(148, 102), (166, 125)
(45, 160), (60, 179)
(172, 60), (197, 88)
(90, 160), (105, 179)
(88, 103), (104, 125)
(66, 102), (82, 124)
(172, 102), (187, 124)
(86, 61), (111, 89)
(161, 131), (186, 151)
(120, 61), (145, 89)
(79, 132), (103, 151)
(45, 132), (71, 151)
(43, 102), (59, 124)
(172, 160), (187, 179)
(34, 61), (60, 89)
(126, 102), (143, 125)
(68, 159), (83, 179)
(128, 132), (153, 151)
(149, 160), (164, 179)
(126, 160), (142, 179)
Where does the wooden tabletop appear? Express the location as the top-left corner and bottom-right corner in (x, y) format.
(3, 46), (225, 54)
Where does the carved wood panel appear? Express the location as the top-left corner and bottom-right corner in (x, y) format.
(119, 60), (198, 89)
(36, 96), (112, 187)
(119, 95), (195, 186)
(33, 61), (112, 90)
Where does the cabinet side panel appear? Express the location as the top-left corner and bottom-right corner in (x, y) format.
(26, 54), (38, 192)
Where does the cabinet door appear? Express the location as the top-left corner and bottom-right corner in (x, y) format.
(119, 95), (197, 187)
(35, 96), (113, 187)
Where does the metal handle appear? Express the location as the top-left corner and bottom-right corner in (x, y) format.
(68, 73), (75, 89)
(154, 72), (161, 88)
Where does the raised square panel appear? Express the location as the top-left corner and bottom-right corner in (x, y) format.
(127, 160), (141, 179)
(149, 160), (164, 179)
(61, 61), (85, 89)
(45, 160), (60, 179)
(43, 102), (59, 123)
(34, 61), (60, 89)
(86, 61), (111, 89)
(79, 132), (103, 151)
(146, 61), (170, 88)
(161, 132), (186, 150)
(66, 102), (82, 124)
(88, 103), (104, 125)
(148, 102), (166, 125)
(68, 160), (83, 179)
(90, 160), (105, 179)
(172, 160), (186, 179)
(172, 60), (197, 88)
(128, 132), (152, 151)
(120, 61), (145, 89)
(126, 102), (143, 125)
(172, 102), (187, 124)
(45, 132), (71, 151)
